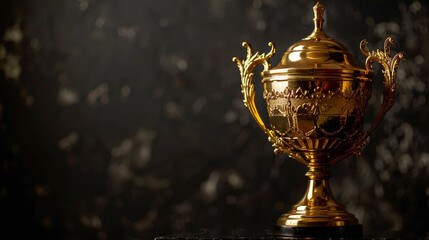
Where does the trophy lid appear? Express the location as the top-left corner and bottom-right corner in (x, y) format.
(263, 2), (370, 81)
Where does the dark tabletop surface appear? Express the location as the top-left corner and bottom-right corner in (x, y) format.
(154, 229), (427, 240)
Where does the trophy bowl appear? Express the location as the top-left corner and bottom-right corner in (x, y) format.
(233, 2), (405, 237)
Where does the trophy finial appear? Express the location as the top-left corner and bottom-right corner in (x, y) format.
(313, 2), (325, 32)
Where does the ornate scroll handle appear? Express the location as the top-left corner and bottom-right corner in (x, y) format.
(232, 42), (275, 134)
(233, 42), (308, 165)
(359, 37), (405, 138)
(356, 37), (405, 156)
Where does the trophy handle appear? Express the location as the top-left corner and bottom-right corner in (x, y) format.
(233, 42), (308, 164)
(358, 37), (406, 147)
(330, 37), (405, 165)
(232, 42), (275, 135)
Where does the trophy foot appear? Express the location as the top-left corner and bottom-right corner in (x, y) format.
(275, 166), (362, 237)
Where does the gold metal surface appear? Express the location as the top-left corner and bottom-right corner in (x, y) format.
(232, 2), (405, 228)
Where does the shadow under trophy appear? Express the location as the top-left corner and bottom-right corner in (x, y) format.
(233, 2), (405, 237)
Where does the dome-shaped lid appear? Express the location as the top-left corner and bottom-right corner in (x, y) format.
(263, 2), (369, 80)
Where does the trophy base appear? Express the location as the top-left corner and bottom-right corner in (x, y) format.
(273, 225), (363, 237)
(275, 167), (362, 237)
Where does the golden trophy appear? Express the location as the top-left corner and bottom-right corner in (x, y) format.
(233, 2), (405, 237)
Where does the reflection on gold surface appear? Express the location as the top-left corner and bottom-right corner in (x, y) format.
(233, 2), (405, 229)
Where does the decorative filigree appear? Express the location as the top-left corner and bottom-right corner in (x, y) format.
(264, 87), (370, 102)
(265, 87), (370, 116)
(264, 86), (371, 139)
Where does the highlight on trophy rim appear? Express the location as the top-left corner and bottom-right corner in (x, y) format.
(232, 1), (405, 237)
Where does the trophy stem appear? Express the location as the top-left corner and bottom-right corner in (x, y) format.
(275, 164), (362, 237)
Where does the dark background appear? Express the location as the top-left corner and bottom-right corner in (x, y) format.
(1, 0), (428, 239)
